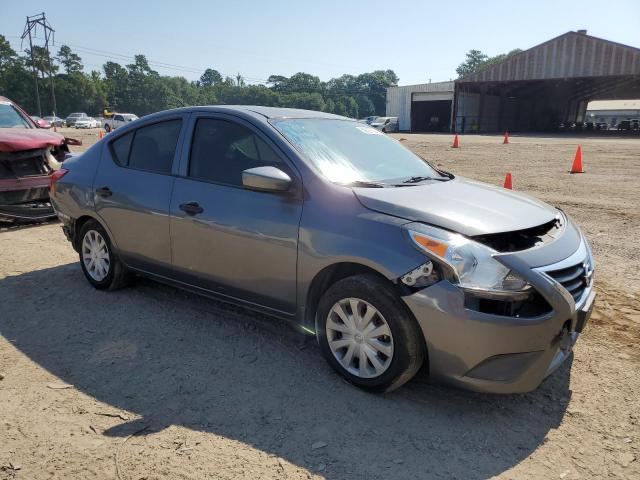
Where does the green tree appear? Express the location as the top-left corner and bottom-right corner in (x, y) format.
(456, 48), (522, 77)
(0, 35), (18, 70)
(456, 49), (488, 77)
(0, 35), (35, 111)
(24, 45), (58, 78)
(199, 68), (223, 87)
(356, 95), (375, 118)
(56, 45), (83, 74)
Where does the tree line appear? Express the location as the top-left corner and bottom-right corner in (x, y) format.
(0, 35), (398, 119)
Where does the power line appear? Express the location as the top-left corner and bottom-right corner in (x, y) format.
(6, 35), (392, 97)
(21, 13), (57, 116)
(7, 34), (269, 83)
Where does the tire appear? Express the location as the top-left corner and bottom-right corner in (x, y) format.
(78, 220), (130, 290)
(104, 124), (111, 133)
(316, 274), (425, 393)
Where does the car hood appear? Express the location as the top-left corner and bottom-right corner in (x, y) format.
(0, 128), (65, 152)
(353, 176), (558, 236)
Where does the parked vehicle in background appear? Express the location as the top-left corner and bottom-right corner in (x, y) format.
(371, 116), (399, 133)
(50, 106), (595, 394)
(65, 112), (88, 127)
(103, 113), (138, 132)
(30, 116), (51, 129)
(360, 116), (379, 125)
(75, 117), (100, 129)
(0, 96), (80, 222)
(43, 115), (64, 127)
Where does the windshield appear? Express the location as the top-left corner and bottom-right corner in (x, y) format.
(272, 118), (445, 184)
(0, 102), (33, 129)
(69, 113), (84, 118)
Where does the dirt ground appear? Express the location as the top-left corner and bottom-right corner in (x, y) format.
(1, 131), (639, 479)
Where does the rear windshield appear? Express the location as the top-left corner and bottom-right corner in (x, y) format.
(272, 118), (443, 184)
(0, 103), (33, 129)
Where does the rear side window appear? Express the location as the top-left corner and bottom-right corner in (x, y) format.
(110, 120), (182, 174)
(188, 118), (282, 186)
(110, 132), (133, 166)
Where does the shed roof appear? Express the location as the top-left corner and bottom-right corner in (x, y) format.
(458, 31), (640, 83)
(587, 99), (640, 111)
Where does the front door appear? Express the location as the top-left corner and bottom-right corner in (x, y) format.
(170, 115), (303, 314)
(94, 117), (186, 276)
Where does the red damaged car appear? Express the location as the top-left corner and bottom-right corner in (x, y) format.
(0, 96), (80, 222)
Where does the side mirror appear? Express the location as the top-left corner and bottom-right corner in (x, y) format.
(36, 119), (51, 129)
(242, 166), (292, 192)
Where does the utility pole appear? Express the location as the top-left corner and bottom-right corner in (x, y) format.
(21, 13), (57, 116)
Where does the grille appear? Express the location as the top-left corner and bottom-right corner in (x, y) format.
(0, 149), (50, 178)
(545, 262), (589, 303)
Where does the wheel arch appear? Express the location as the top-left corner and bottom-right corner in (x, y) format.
(303, 261), (429, 370)
(303, 262), (395, 333)
(72, 214), (115, 252)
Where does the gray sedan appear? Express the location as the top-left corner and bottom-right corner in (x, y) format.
(50, 106), (596, 393)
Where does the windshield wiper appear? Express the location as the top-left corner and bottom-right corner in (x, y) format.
(401, 175), (433, 183)
(347, 180), (386, 188)
(396, 175), (450, 185)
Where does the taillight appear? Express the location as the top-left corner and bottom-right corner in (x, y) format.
(49, 168), (69, 192)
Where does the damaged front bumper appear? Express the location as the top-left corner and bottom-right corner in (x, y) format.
(402, 230), (595, 394)
(0, 175), (56, 222)
(0, 147), (65, 222)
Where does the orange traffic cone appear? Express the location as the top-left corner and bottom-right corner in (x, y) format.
(570, 145), (584, 173)
(503, 132), (509, 144)
(99, 130), (104, 139)
(452, 133), (459, 148)
(503, 172), (513, 189)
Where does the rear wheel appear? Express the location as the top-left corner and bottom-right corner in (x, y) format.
(316, 274), (425, 392)
(78, 220), (129, 290)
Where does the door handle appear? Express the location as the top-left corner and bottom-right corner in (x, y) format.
(179, 201), (204, 215)
(96, 186), (112, 197)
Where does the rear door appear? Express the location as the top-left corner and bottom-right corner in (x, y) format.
(169, 113), (303, 314)
(94, 115), (187, 276)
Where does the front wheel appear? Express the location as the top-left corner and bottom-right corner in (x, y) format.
(104, 124), (111, 133)
(78, 220), (130, 290)
(316, 274), (425, 392)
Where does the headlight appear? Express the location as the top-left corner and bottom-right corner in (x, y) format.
(405, 224), (529, 292)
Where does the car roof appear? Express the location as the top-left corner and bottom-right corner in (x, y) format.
(229, 105), (346, 120)
(147, 105), (349, 121)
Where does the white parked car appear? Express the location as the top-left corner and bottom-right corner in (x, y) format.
(103, 113), (139, 132)
(370, 117), (399, 133)
(75, 117), (100, 129)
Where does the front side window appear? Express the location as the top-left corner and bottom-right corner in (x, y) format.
(110, 120), (181, 174)
(0, 102), (32, 129)
(188, 118), (282, 186)
(272, 118), (444, 184)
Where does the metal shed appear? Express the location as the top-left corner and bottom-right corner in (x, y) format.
(386, 82), (454, 132)
(454, 30), (640, 132)
(387, 31), (640, 133)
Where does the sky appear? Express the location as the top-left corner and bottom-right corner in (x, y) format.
(1, 0), (639, 86)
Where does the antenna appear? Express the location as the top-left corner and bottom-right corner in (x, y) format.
(21, 12), (57, 116)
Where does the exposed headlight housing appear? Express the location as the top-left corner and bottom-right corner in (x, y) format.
(405, 224), (531, 293)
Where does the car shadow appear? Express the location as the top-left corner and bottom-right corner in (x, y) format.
(0, 263), (572, 479)
(0, 217), (59, 232)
